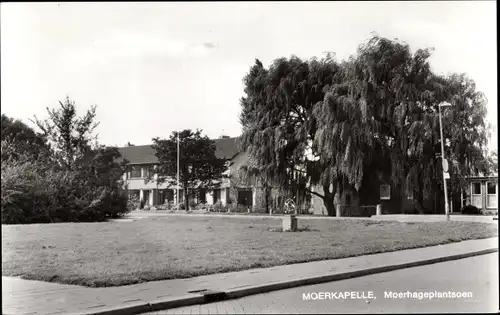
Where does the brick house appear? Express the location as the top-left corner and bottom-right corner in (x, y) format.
(117, 136), (259, 209)
(310, 172), (498, 216)
(460, 174), (498, 213)
(309, 176), (415, 216)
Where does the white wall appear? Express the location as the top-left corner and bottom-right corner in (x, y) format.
(206, 191), (214, 204)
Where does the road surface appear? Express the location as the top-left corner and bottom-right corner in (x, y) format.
(143, 252), (498, 314)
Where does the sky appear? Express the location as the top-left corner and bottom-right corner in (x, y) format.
(1, 1), (497, 150)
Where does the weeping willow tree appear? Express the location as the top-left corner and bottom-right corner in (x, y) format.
(239, 35), (489, 216)
(239, 54), (350, 215)
(330, 36), (489, 213)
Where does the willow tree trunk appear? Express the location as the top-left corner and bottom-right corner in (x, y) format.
(414, 190), (426, 214)
(322, 183), (336, 216)
(264, 185), (270, 214)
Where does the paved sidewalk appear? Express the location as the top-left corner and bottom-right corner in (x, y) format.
(2, 237), (498, 315)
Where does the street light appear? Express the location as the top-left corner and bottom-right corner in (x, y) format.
(438, 101), (452, 220)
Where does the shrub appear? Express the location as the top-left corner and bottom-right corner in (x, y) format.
(1, 159), (78, 223)
(233, 204), (249, 213)
(194, 203), (207, 210)
(156, 203), (169, 210)
(1, 158), (130, 224)
(127, 194), (140, 211)
(213, 200), (224, 212)
(172, 203), (185, 210)
(461, 204), (482, 215)
(188, 199), (197, 209)
(156, 200), (175, 211)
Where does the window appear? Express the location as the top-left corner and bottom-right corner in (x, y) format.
(380, 185), (391, 200)
(487, 182), (497, 194)
(142, 165), (155, 178)
(159, 189), (174, 204)
(472, 182), (481, 195)
(198, 189), (207, 203)
(471, 182), (483, 209)
(487, 182), (497, 209)
(128, 190), (140, 201)
(130, 166), (141, 178)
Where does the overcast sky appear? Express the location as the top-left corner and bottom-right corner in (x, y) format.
(1, 1), (497, 150)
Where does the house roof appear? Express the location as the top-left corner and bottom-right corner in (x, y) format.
(117, 137), (240, 165)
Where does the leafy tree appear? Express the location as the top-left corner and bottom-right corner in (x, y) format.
(239, 35), (490, 215)
(1, 114), (50, 162)
(343, 36), (489, 213)
(151, 129), (228, 210)
(239, 55), (346, 215)
(237, 157), (273, 213)
(32, 96), (99, 169)
(77, 145), (128, 188)
(31, 96), (127, 188)
(481, 150), (498, 176)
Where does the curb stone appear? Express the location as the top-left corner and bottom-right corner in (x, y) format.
(149, 294), (205, 312)
(71, 301), (151, 315)
(76, 247), (498, 315)
(224, 248), (499, 300)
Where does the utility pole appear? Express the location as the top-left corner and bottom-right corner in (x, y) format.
(439, 101), (452, 221)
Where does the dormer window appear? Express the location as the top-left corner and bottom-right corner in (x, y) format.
(130, 165), (142, 178)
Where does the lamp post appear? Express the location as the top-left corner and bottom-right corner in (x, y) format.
(438, 101), (452, 220)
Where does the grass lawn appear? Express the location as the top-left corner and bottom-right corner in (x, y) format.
(2, 216), (497, 287)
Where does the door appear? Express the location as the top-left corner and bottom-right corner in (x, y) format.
(143, 190), (150, 206)
(486, 182), (498, 209)
(237, 189), (253, 206)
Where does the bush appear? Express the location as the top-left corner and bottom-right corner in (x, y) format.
(194, 203), (208, 210)
(188, 199), (198, 209)
(1, 159), (130, 224)
(461, 204), (482, 215)
(127, 194), (140, 211)
(156, 203), (169, 210)
(2, 160), (77, 223)
(172, 203), (185, 210)
(213, 200), (224, 212)
(233, 204), (249, 213)
(156, 200), (176, 211)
